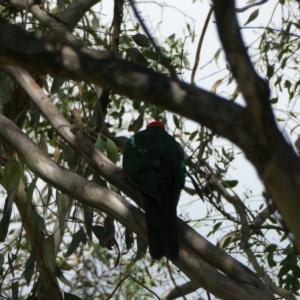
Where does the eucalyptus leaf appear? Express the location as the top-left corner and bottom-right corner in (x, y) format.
(106, 138), (118, 163)
(131, 33), (151, 47)
(43, 234), (56, 272)
(65, 228), (87, 257)
(244, 9), (259, 26)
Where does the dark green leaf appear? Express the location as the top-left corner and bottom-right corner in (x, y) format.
(284, 80), (291, 89)
(0, 196), (13, 242)
(27, 176), (39, 207)
(213, 222), (222, 233)
(3, 160), (21, 191)
(143, 49), (159, 62)
(267, 244), (277, 252)
(30, 211), (45, 231)
(131, 34), (151, 47)
(269, 216), (277, 224)
(93, 216), (115, 250)
(224, 180), (238, 188)
(8, 253), (14, 277)
(0, 253), (4, 268)
(280, 232), (289, 242)
(125, 48), (149, 66)
(222, 236), (232, 249)
(267, 64), (274, 78)
(281, 57), (288, 69)
(11, 281), (18, 300)
(173, 115), (180, 129)
(267, 252), (276, 267)
(125, 228), (134, 251)
(65, 227), (87, 257)
(270, 97), (278, 104)
(189, 131), (198, 141)
(23, 248), (36, 286)
(244, 9), (259, 26)
(56, 192), (70, 235)
(134, 235), (148, 261)
(54, 266), (72, 287)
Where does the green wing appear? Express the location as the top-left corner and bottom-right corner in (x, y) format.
(123, 127), (185, 201)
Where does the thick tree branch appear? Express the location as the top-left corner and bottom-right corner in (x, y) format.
(0, 21), (249, 148)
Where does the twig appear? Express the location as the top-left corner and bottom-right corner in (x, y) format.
(106, 275), (161, 300)
(128, 0), (178, 80)
(191, 7), (213, 84)
(236, 0), (268, 13)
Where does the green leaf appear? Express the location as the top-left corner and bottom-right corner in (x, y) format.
(65, 228), (87, 257)
(267, 244), (277, 252)
(267, 64), (274, 78)
(284, 80), (291, 89)
(106, 138), (118, 163)
(11, 281), (18, 300)
(222, 236), (232, 249)
(213, 222), (222, 233)
(173, 115), (180, 129)
(0, 196), (13, 242)
(244, 9), (259, 26)
(267, 252), (276, 267)
(224, 180), (238, 188)
(27, 176), (39, 207)
(93, 216), (115, 250)
(56, 192), (70, 235)
(270, 97), (278, 104)
(280, 232), (289, 242)
(43, 234), (56, 272)
(3, 160), (21, 191)
(125, 48), (149, 66)
(143, 49), (159, 62)
(54, 267), (72, 287)
(30, 211), (45, 231)
(125, 228), (134, 251)
(135, 235), (148, 261)
(0, 253), (4, 268)
(8, 253), (14, 277)
(189, 130), (198, 141)
(131, 34), (151, 47)
(23, 248), (36, 286)
(269, 216), (277, 224)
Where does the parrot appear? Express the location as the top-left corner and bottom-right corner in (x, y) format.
(122, 121), (185, 261)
